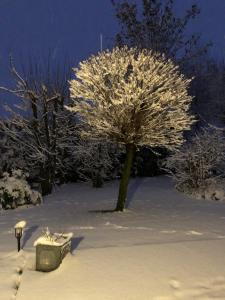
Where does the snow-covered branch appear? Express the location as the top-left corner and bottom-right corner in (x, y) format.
(69, 46), (195, 149)
(165, 128), (225, 199)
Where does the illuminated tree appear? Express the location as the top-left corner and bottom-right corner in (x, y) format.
(69, 46), (195, 211)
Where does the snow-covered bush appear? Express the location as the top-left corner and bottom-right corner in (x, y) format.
(165, 128), (225, 201)
(74, 139), (124, 187)
(0, 169), (42, 209)
(196, 177), (225, 201)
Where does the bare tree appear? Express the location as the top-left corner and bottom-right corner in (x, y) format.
(111, 0), (211, 66)
(74, 138), (124, 187)
(0, 57), (77, 194)
(0, 123), (25, 176)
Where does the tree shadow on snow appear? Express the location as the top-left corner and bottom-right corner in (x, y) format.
(125, 177), (145, 209)
(22, 225), (39, 249)
(71, 236), (84, 253)
(88, 178), (145, 212)
(88, 209), (116, 214)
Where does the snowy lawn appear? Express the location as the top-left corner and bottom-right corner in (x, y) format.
(1, 176), (225, 300)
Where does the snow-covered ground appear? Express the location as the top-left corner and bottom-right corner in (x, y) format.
(1, 176), (225, 300)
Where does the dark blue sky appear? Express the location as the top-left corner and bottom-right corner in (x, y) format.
(175, 0), (225, 59)
(0, 0), (118, 69)
(0, 0), (224, 64)
(0, 0), (224, 107)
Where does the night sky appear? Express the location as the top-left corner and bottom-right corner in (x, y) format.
(0, 0), (224, 107)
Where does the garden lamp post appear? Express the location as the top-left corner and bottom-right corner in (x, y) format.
(14, 221), (26, 252)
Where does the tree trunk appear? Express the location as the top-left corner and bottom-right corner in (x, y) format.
(115, 143), (136, 211)
(41, 177), (53, 196)
(92, 171), (103, 188)
(40, 167), (53, 196)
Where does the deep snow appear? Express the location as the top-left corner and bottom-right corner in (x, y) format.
(1, 176), (225, 299)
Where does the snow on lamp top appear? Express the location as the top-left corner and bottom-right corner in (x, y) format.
(14, 220), (26, 229)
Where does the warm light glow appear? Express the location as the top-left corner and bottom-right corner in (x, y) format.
(69, 46), (195, 149)
(39, 250), (55, 267)
(15, 227), (23, 238)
